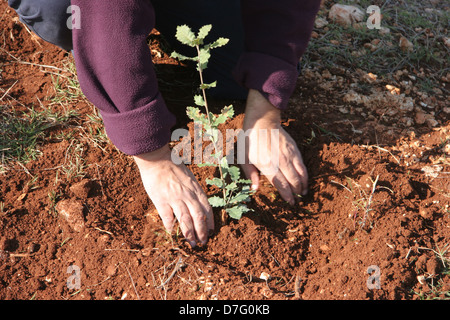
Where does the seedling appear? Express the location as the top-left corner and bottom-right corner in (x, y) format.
(332, 174), (393, 229)
(171, 25), (253, 224)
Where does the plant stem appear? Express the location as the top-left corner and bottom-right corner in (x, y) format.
(195, 45), (228, 223)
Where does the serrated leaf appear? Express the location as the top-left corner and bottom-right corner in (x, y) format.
(194, 95), (205, 107)
(197, 24), (212, 41)
(197, 162), (217, 167)
(200, 81), (217, 90)
(186, 106), (208, 124)
(197, 48), (211, 71)
(207, 37), (229, 50)
(175, 25), (196, 47)
(230, 191), (251, 204)
(228, 166), (240, 182)
(208, 196), (226, 208)
(170, 51), (195, 62)
(212, 105), (234, 126)
(226, 204), (251, 220)
(225, 181), (238, 191)
(219, 157), (229, 178)
(206, 177), (224, 188)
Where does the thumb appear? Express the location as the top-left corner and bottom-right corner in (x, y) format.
(241, 163), (260, 191)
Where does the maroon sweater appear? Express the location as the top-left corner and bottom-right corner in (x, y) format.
(71, 0), (320, 155)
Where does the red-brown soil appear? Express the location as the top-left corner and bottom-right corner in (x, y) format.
(0, 1), (449, 300)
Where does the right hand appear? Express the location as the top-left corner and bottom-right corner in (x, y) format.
(133, 144), (214, 247)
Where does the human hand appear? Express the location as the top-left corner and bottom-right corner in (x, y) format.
(241, 89), (308, 205)
(133, 144), (214, 247)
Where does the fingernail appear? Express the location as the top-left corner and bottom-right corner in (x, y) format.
(251, 184), (258, 191)
(302, 189), (308, 196)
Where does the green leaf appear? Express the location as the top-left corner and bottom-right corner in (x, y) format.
(170, 51), (195, 62)
(199, 81), (217, 90)
(225, 181), (238, 191)
(226, 204), (251, 220)
(228, 166), (240, 182)
(194, 95), (205, 107)
(197, 24), (212, 41)
(212, 105), (234, 126)
(206, 178), (224, 188)
(175, 25), (196, 47)
(230, 192), (251, 204)
(186, 106), (208, 124)
(207, 37), (230, 50)
(197, 162), (216, 167)
(197, 48), (211, 71)
(208, 196), (226, 208)
(219, 157), (229, 178)
(237, 179), (252, 184)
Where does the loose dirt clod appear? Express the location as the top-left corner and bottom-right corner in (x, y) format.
(69, 179), (93, 199)
(55, 199), (86, 232)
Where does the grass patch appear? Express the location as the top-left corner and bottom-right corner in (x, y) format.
(0, 105), (78, 171)
(303, 0), (449, 78)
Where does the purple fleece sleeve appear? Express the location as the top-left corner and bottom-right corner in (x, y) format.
(234, 0), (321, 110)
(71, 0), (176, 156)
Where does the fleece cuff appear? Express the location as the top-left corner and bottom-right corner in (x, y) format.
(233, 52), (299, 110)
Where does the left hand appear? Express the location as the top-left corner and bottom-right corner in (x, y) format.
(241, 89), (308, 205)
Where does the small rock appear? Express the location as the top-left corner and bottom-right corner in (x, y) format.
(69, 179), (93, 199)
(417, 275), (426, 285)
(425, 118), (438, 128)
(379, 26), (390, 35)
(419, 208), (433, 220)
(386, 84), (400, 95)
(260, 272), (271, 281)
(55, 199), (86, 232)
(399, 36), (413, 52)
(426, 256), (441, 275)
(338, 106), (349, 114)
(328, 4), (365, 26)
(415, 111), (430, 125)
(27, 242), (39, 254)
(314, 17), (329, 29)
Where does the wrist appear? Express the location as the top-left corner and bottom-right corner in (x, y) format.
(244, 89), (281, 128)
(133, 143), (172, 169)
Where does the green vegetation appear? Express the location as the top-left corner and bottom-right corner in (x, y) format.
(171, 25), (253, 222)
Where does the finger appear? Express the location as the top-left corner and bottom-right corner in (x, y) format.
(241, 163), (260, 191)
(171, 201), (197, 247)
(154, 203), (175, 233)
(293, 156), (309, 195)
(184, 193), (210, 245)
(196, 190), (215, 234)
(281, 163), (304, 197)
(189, 179), (214, 234)
(268, 172), (295, 205)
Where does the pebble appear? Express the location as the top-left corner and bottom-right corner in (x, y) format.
(55, 199), (86, 232)
(328, 4), (364, 26)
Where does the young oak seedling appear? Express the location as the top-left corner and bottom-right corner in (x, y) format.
(171, 25), (253, 224)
